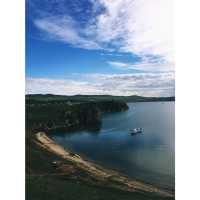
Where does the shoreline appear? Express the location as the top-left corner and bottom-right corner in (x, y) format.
(35, 132), (174, 198)
(49, 132), (174, 191)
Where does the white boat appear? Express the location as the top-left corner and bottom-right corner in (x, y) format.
(129, 128), (142, 135)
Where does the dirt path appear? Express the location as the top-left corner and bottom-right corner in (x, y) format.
(35, 132), (174, 197)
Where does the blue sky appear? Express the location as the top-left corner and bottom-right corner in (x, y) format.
(26, 0), (174, 97)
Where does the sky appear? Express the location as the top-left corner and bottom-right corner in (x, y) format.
(26, 0), (174, 97)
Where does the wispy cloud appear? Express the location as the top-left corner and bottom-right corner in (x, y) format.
(108, 61), (174, 72)
(29, 0), (174, 70)
(26, 78), (103, 95)
(26, 72), (175, 97)
(34, 16), (101, 50)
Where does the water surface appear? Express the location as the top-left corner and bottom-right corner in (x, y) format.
(52, 102), (175, 189)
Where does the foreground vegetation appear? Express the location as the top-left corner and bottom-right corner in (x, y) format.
(27, 176), (173, 200)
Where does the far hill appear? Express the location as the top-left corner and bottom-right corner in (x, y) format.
(26, 94), (175, 104)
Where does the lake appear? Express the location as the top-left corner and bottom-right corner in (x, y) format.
(52, 102), (175, 190)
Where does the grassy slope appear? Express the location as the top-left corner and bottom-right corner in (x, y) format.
(27, 176), (173, 200)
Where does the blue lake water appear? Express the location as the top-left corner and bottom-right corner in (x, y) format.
(52, 102), (175, 189)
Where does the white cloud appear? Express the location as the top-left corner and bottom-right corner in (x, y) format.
(108, 61), (130, 68)
(26, 78), (102, 95)
(34, 16), (101, 50)
(108, 61), (174, 72)
(32, 0), (174, 70)
(26, 72), (175, 97)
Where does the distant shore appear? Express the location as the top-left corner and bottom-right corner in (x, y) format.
(35, 132), (174, 198)
(26, 94), (175, 104)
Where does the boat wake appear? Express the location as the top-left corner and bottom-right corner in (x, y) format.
(100, 127), (119, 133)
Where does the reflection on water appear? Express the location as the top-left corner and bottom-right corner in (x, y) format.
(52, 102), (175, 189)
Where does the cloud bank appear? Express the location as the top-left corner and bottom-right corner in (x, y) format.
(26, 72), (175, 97)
